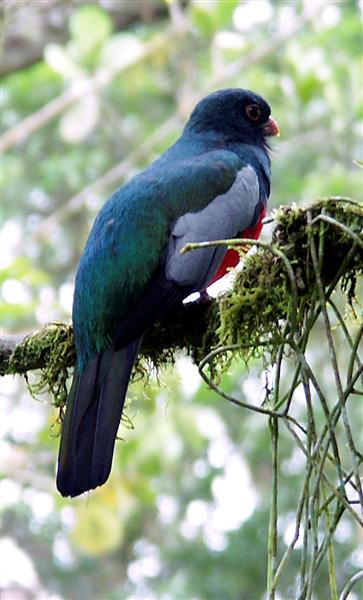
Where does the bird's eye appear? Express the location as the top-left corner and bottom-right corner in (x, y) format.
(245, 104), (262, 122)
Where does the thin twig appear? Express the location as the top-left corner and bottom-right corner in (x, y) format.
(1, 32), (173, 152)
(308, 211), (363, 516)
(339, 571), (363, 600)
(267, 417), (279, 599)
(309, 214), (363, 250)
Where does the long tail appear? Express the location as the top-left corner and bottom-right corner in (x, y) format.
(56, 338), (141, 497)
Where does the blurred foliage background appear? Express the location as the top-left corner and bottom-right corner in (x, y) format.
(1, 1), (362, 599)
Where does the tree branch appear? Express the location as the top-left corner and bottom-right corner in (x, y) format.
(0, 31), (173, 152)
(1, 199), (362, 408)
(0, 297), (216, 377)
(1, 0), (171, 76)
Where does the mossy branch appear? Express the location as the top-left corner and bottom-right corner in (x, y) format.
(1, 197), (362, 411)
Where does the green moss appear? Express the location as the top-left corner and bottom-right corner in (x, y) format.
(2, 197), (362, 412)
(212, 197), (362, 369)
(8, 323), (76, 410)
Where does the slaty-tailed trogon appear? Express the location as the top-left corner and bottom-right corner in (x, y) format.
(57, 88), (279, 497)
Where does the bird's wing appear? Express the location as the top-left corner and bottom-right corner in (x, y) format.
(73, 149), (244, 364)
(111, 166), (261, 349)
(165, 165), (261, 290)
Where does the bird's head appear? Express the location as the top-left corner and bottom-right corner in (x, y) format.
(185, 88), (279, 147)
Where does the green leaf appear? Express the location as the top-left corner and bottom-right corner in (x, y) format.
(98, 33), (143, 70)
(190, 0), (237, 36)
(214, 0), (238, 28)
(190, 2), (215, 36)
(44, 44), (83, 79)
(71, 501), (124, 555)
(69, 5), (112, 64)
(1, 257), (49, 285)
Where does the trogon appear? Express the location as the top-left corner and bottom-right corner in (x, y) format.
(57, 88), (279, 497)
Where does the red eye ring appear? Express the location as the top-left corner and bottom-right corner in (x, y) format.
(245, 103), (262, 122)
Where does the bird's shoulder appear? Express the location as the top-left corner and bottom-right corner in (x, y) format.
(85, 143), (246, 240)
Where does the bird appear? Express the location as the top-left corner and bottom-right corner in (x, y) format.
(56, 88), (279, 497)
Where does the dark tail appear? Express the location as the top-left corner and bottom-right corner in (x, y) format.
(56, 338), (141, 497)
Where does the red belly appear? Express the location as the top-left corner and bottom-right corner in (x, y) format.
(209, 207), (266, 285)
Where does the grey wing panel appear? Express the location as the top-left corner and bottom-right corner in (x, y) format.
(166, 165), (260, 290)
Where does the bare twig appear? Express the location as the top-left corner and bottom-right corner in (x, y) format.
(339, 571), (363, 600)
(1, 32), (173, 152)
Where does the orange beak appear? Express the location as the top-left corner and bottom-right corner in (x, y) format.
(262, 116), (280, 137)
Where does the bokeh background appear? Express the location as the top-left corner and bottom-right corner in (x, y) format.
(1, 1), (362, 599)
